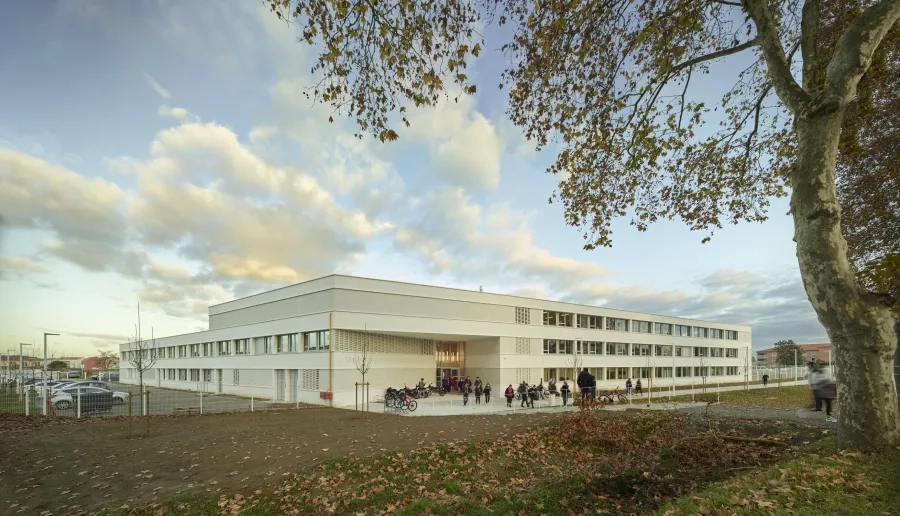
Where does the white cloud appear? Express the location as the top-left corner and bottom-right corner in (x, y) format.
(157, 104), (190, 120)
(434, 113), (502, 189)
(0, 255), (48, 279)
(142, 71), (172, 99)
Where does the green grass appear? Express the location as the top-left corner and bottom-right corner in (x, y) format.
(656, 438), (900, 515)
(650, 385), (832, 410)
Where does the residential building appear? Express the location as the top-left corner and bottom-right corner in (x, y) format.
(756, 343), (832, 366)
(56, 357), (85, 369)
(118, 275), (752, 407)
(0, 355), (43, 370)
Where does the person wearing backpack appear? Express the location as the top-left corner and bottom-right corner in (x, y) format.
(484, 383), (492, 403)
(560, 380), (570, 407)
(474, 384), (483, 404)
(505, 384), (515, 407)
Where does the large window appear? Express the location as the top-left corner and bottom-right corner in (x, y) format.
(577, 314), (603, 329)
(606, 342), (630, 356)
(543, 311), (574, 327)
(726, 366), (739, 375)
(202, 342), (214, 356)
(203, 369), (212, 382)
(255, 336), (272, 354)
(710, 366), (724, 376)
(654, 323), (672, 335)
(167, 347), (176, 359)
(606, 367), (629, 380)
(694, 366), (709, 377)
(675, 367), (692, 377)
(190, 369), (200, 381)
(674, 324), (692, 337)
(675, 346), (691, 357)
(178, 369), (188, 381)
(190, 344), (200, 357)
(304, 330), (330, 351)
(178, 345), (187, 358)
(235, 339), (250, 355)
(632, 344), (651, 356)
(633, 367), (651, 379)
(693, 347), (709, 357)
(693, 327), (708, 338)
(543, 339), (573, 354)
(725, 348), (738, 358)
(711, 329), (724, 339)
(655, 367), (673, 378)
(632, 320), (652, 333)
(577, 341), (603, 355)
(725, 330), (739, 340)
(655, 345), (673, 357)
(217, 341), (231, 356)
(710, 348), (724, 358)
(606, 317), (629, 331)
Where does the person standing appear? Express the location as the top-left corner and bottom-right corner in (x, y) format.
(518, 382), (528, 407)
(505, 384), (515, 407)
(762, 373), (769, 387)
(442, 375), (450, 394)
(626, 378), (633, 396)
(808, 365), (822, 411)
(635, 379), (643, 396)
(577, 368), (591, 401)
(818, 372), (838, 422)
(474, 384), (483, 404)
(484, 383), (492, 403)
(560, 380), (570, 407)
(474, 376), (483, 390)
(462, 384), (470, 406)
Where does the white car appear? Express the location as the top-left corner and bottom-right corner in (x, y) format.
(51, 389), (129, 410)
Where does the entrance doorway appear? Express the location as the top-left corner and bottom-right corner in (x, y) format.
(436, 341), (465, 386)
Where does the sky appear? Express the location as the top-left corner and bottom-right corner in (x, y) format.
(0, 1), (828, 358)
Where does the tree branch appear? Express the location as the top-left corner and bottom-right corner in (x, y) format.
(709, 0), (743, 6)
(820, 0), (900, 113)
(742, 0), (811, 113)
(801, 0), (821, 91)
(672, 39), (759, 73)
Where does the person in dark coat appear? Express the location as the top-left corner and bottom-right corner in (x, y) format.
(560, 380), (570, 407)
(484, 383), (492, 403)
(474, 384), (483, 404)
(577, 368), (591, 401)
(635, 379), (643, 395)
(518, 382), (528, 407)
(442, 376), (450, 393)
(462, 384), (470, 406)
(505, 384), (515, 407)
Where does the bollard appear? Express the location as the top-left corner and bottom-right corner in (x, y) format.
(200, 389), (203, 415)
(77, 388), (82, 419)
(146, 391), (151, 435)
(251, 392), (254, 412)
(24, 387), (29, 416)
(42, 386), (48, 416)
(717, 381), (720, 403)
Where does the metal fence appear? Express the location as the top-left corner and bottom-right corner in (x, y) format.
(0, 380), (316, 421)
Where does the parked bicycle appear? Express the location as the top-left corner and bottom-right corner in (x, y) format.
(599, 387), (629, 404)
(393, 390), (418, 412)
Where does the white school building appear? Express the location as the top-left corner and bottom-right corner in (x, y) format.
(118, 275), (752, 407)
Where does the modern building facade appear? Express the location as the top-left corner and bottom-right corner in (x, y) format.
(118, 275), (752, 407)
(756, 343), (831, 366)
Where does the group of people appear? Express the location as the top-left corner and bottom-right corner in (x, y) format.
(444, 376), (492, 406)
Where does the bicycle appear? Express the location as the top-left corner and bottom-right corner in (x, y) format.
(599, 387), (629, 404)
(394, 391), (418, 412)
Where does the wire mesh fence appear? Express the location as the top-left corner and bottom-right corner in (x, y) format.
(0, 379), (318, 421)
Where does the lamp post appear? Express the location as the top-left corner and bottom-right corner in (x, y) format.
(19, 343), (32, 394)
(43, 333), (59, 416)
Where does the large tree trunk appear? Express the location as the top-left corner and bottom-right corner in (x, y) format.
(792, 111), (900, 450)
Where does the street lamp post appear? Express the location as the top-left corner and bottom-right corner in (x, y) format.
(43, 333), (59, 416)
(19, 343), (32, 394)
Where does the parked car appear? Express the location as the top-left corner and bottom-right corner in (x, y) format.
(50, 388), (114, 412)
(66, 371), (81, 379)
(38, 381), (110, 399)
(92, 372), (119, 382)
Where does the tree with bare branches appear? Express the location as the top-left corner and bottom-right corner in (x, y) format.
(96, 350), (119, 377)
(352, 340), (376, 385)
(267, 0), (900, 450)
(128, 304), (158, 396)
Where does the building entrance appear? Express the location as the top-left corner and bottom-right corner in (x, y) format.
(436, 341), (465, 387)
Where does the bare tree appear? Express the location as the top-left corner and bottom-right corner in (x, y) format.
(96, 350), (119, 378)
(128, 304), (158, 396)
(568, 347), (583, 392)
(352, 341), (375, 385)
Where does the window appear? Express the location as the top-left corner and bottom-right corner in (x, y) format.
(633, 367), (651, 379)
(167, 347), (176, 359)
(515, 307), (531, 324)
(675, 346), (692, 357)
(606, 367), (629, 380)
(711, 329), (724, 339)
(606, 342), (630, 356)
(217, 341), (231, 356)
(577, 341), (603, 355)
(235, 339), (250, 355)
(655, 345), (673, 357)
(543, 368), (567, 382)
(190, 369), (200, 382)
(303, 330), (330, 351)
(693, 347), (709, 357)
(190, 344), (200, 357)
(276, 335), (289, 353)
(202, 342), (214, 356)
(692, 327), (708, 338)
(543, 311), (573, 327)
(167, 369), (175, 380)
(178, 345), (187, 358)
(233, 369), (240, 385)
(710, 348), (724, 358)
(654, 323), (672, 335)
(585, 367), (603, 380)
(632, 320), (652, 333)
(725, 348), (738, 358)
(674, 324), (692, 337)
(203, 369), (212, 382)
(178, 369), (187, 381)
(543, 339), (573, 354)
(725, 330), (739, 340)
(694, 366), (709, 377)
(655, 367), (673, 378)
(606, 317), (629, 331)
(710, 366), (724, 376)
(726, 366), (739, 375)
(255, 337), (272, 354)
(632, 344), (651, 356)
(578, 314), (603, 329)
(675, 367), (692, 377)
(288, 334), (299, 352)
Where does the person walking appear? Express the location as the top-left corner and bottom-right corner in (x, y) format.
(474, 384), (483, 404)
(484, 383), (492, 403)
(474, 376), (483, 390)
(518, 382), (528, 407)
(442, 375), (450, 394)
(819, 373), (838, 423)
(450, 376), (457, 392)
(505, 384), (515, 407)
(526, 384), (537, 408)
(808, 364), (822, 411)
(577, 368), (591, 401)
(635, 379), (643, 396)
(626, 378), (633, 396)
(762, 373), (769, 387)
(560, 380), (570, 407)
(462, 384), (470, 406)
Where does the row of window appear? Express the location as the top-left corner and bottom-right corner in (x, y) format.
(543, 366), (741, 381)
(541, 310), (739, 340)
(122, 330), (330, 362)
(542, 340), (741, 358)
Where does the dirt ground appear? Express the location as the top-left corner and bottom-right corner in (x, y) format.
(0, 408), (565, 515)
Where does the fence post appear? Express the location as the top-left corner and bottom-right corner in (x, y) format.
(146, 391), (151, 436)
(251, 392), (254, 412)
(24, 387), (29, 416)
(77, 388), (81, 419)
(127, 391), (133, 439)
(199, 388), (203, 414)
(717, 381), (720, 403)
(42, 386), (48, 416)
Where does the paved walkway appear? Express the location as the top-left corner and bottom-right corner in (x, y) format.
(364, 380), (810, 417)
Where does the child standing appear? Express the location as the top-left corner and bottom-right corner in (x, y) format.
(474, 384), (483, 404)
(484, 383), (492, 403)
(463, 385), (470, 406)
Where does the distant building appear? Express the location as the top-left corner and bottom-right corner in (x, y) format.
(0, 355), (43, 369)
(56, 357), (85, 369)
(756, 343), (831, 366)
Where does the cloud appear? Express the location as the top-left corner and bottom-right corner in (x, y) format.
(157, 104), (190, 120)
(0, 255), (48, 279)
(142, 71), (172, 99)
